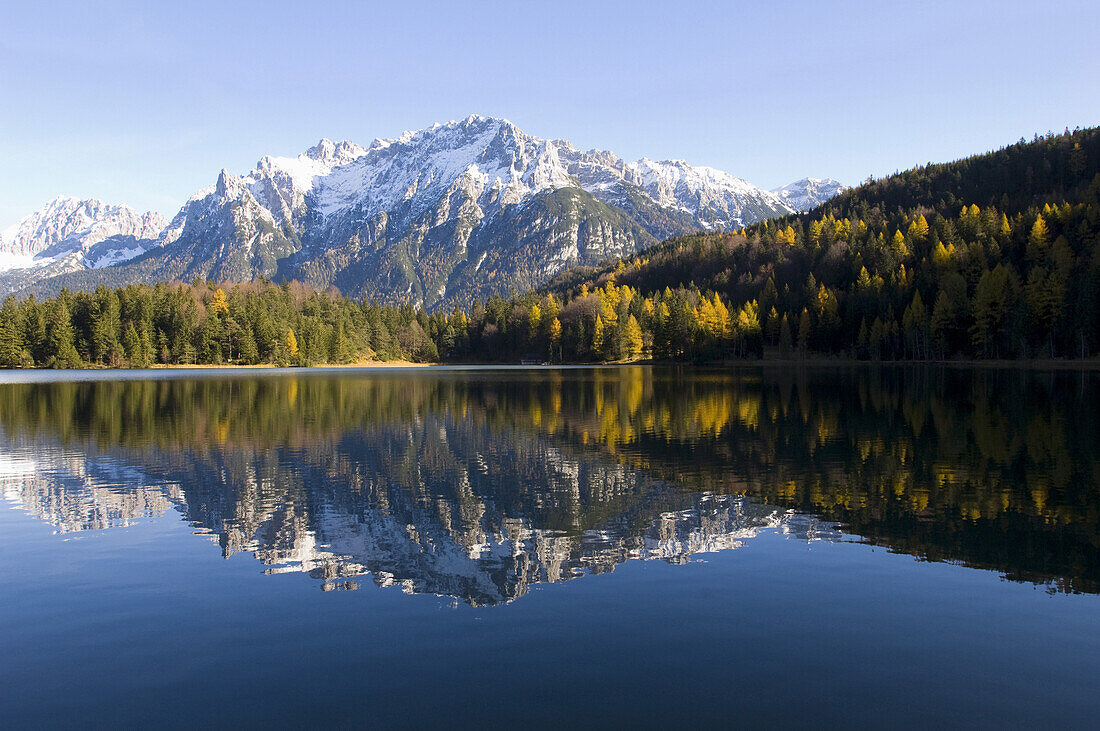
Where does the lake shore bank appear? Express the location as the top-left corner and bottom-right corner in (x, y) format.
(148, 360), (432, 370)
(4, 357), (1100, 373)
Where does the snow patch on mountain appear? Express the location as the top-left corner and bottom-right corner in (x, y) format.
(312, 116), (577, 223)
(771, 177), (847, 212)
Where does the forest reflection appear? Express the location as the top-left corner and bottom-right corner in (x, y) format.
(0, 365), (1096, 601)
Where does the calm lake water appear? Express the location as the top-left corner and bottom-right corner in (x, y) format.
(0, 365), (1097, 728)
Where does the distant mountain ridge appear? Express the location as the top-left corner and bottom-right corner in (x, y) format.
(0, 197), (167, 291)
(2, 116), (844, 308)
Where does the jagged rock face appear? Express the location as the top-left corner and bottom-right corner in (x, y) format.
(11, 116), (844, 308)
(0, 196), (167, 290)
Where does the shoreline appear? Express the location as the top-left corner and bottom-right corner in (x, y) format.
(442, 357), (1100, 371)
(147, 360), (432, 370)
(3, 357), (1100, 374)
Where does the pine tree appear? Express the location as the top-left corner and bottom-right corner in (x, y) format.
(549, 317), (562, 362)
(712, 294), (731, 339)
(123, 323), (145, 367)
(527, 302), (542, 342)
(856, 318), (870, 359)
(765, 306), (781, 345)
(779, 314), (793, 358)
(971, 265), (1018, 357)
(735, 301), (761, 357)
(902, 291), (929, 359)
(760, 278), (779, 311)
(908, 214), (930, 242)
(91, 286), (122, 365)
(891, 229), (909, 258)
(1026, 267), (1066, 356)
(0, 298), (27, 368)
(622, 315), (643, 360)
(1027, 213), (1050, 262)
(869, 318), (886, 360)
(44, 299), (80, 369)
(929, 272), (969, 357)
(797, 308), (811, 356)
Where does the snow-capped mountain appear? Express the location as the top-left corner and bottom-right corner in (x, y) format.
(0, 196), (167, 293)
(0, 196), (166, 269)
(771, 177), (847, 213)
(12, 116), (844, 308)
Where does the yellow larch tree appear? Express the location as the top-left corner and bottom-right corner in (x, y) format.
(210, 288), (230, 316)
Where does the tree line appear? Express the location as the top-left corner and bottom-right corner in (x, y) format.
(0, 279), (440, 368)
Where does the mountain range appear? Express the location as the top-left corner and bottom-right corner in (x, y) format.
(0, 116), (844, 309)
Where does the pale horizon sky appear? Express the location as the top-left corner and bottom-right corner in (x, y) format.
(2, 0), (1099, 226)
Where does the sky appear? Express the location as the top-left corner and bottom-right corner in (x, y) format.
(1, 0), (1099, 226)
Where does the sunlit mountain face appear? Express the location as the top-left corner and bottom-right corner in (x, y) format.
(1, 366), (1098, 603)
(4, 117), (845, 307)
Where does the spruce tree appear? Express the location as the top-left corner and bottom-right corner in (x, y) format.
(44, 299), (81, 369)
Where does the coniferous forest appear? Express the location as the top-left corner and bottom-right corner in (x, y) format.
(0, 280), (439, 368)
(3, 127), (1099, 368)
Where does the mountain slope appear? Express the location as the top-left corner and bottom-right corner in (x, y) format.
(0, 197), (167, 292)
(14, 116), (844, 308)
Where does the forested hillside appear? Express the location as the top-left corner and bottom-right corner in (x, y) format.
(0, 280), (438, 368)
(428, 127), (1100, 362)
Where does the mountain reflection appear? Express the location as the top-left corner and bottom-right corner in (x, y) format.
(1, 366), (1098, 600)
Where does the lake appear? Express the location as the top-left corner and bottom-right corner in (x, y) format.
(0, 365), (1097, 727)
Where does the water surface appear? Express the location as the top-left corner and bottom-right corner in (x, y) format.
(0, 366), (1097, 727)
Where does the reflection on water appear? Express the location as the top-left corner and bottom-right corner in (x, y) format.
(1, 366), (1098, 601)
(1, 451), (182, 533)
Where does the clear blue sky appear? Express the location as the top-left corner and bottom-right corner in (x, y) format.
(2, 0), (1098, 226)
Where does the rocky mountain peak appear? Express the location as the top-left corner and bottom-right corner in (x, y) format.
(214, 168), (233, 198)
(304, 138), (367, 167)
(0, 195), (167, 274)
(6, 117), (845, 306)
(771, 177), (847, 212)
